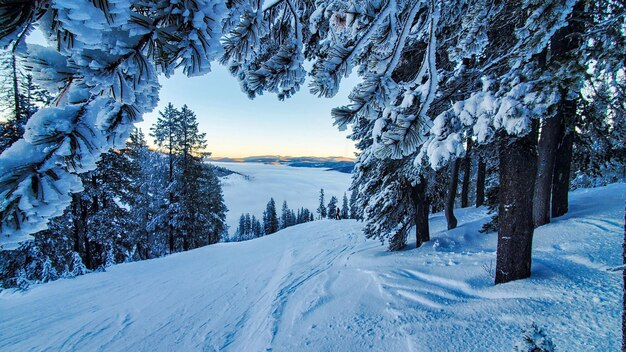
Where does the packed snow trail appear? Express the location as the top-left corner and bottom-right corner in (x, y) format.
(0, 184), (623, 351)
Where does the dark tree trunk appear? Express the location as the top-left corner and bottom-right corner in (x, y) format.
(11, 53), (20, 121)
(169, 231), (175, 254)
(412, 177), (430, 248)
(495, 128), (537, 285)
(476, 156), (486, 207)
(183, 237), (190, 251)
(461, 138), (473, 208)
(144, 216), (151, 259)
(445, 159), (460, 230)
(533, 114), (563, 227)
(538, 0), (583, 224)
(551, 127), (574, 218)
(168, 131), (175, 254)
(81, 200), (92, 269)
(72, 194), (83, 254)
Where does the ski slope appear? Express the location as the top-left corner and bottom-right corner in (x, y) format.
(0, 183), (623, 351)
(212, 162), (351, 233)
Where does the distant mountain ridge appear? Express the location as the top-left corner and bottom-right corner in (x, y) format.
(209, 156), (355, 173)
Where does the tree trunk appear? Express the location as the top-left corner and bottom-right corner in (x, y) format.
(81, 200), (92, 269)
(169, 231), (175, 254)
(551, 127), (574, 218)
(11, 53), (20, 121)
(541, 0), (583, 223)
(533, 114), (563, 227)
(445, 159), (460, 230)
(413, 177), (430, 247)
(495, 129), (537, 285)
(476, 156), (486, 207)
(168, 126), (175, 254)
(461, 138), (473, 208)
(72, 194), (83, 254)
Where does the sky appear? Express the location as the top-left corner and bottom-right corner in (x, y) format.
(136, 67), (360, 158)
(26, 29), (359, 158)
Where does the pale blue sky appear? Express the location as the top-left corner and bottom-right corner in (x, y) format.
(136, 67), (360, 158)
(27, 29), (358, 158)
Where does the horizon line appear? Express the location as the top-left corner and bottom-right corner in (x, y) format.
(208, 154), (356, 160)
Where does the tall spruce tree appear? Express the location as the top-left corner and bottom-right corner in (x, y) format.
(151, 103), (179, 253)
(341, 193), (350, 219)
(349, 190), (360, 220)
(327, 196), (338, 220)
(317, 189), (327, 219)
(263, 198), (278, 235)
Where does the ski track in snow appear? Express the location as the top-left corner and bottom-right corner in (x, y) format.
(0, 180), (623, 351)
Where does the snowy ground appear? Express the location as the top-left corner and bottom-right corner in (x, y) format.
(212, 162), (351, 233)
(0, 183), (623, 351)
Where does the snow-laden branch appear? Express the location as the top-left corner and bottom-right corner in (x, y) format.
(378, 0), (440, 159)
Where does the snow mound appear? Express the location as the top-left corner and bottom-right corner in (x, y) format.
(0, 184), (623, 351)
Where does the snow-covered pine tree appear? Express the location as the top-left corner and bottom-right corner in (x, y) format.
(244, 213), (252, 236)
(0, 52), (52, 154)
(280, 201), (290, 230)
(349, 190), (360, 220)
(327, 196), (338, 219)
(296, 207), (313, 224)
(232, 0), (598, 284)
(125, 128), (159, 259)
(0, 223), (71, 288)
(151, 103), (179, 253)
(149, 103), (227, 251)
(196, 162), (228, 245)
(143, 147), (170, 257)
(170, 105), (226, 250)
(0, 0), (226, 246)
(532, 1), (587, 228)
(236, 214), (247, 241)
(263, 198), (278, 235)
(251, 215), (263, 238)
(220, 0), (307, 100)
(317, 189), (327, 219)
(341, 193), (349, 219)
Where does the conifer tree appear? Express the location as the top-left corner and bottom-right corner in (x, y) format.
(151, 103), (179, 253)
(280, 201), (290, 230)
(251, 215), (263, 238)
(0, 53), (51, 154)
(327, 196), (338, 220)
(317, 189), (327, 219)
(236, 214), (247, 241)
(341, 193), (350, 220)
(1, 0), (227, 243)
(349, 190), (360, 220)
(263, 198), (278, 235)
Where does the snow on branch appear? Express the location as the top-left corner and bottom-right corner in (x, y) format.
(0, 0), (227, 247)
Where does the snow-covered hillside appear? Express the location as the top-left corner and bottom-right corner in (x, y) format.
(0, 184), (622, 351)
(213, 162), (351, 232)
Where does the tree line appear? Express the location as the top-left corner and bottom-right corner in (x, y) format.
(0, 101), (227, 289)
(230, 189), (360, 242)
